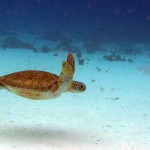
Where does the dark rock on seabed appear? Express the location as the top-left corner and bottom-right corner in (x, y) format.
(1, 37), (36, 50)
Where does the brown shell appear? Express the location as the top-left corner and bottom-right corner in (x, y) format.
(0, 70), (59, 91)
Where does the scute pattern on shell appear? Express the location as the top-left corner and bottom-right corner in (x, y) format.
(0, 70), (58, 91)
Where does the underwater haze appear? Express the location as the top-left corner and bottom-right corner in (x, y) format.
(0, 0), (150, 150)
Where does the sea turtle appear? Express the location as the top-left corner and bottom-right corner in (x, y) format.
(0, 53), (86, 100)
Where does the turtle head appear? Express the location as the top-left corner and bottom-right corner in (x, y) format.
(68, 81), (86, 93)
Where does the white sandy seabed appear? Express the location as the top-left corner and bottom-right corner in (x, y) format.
(0, 46), (150, 150)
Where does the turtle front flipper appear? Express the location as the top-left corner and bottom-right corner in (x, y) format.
(61, 61), (73, 77)
(68, 80), (86, 93)
(58, 61), (74, 93)
(67, 53), (75, 73)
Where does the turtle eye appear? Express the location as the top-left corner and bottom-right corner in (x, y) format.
(80, 85), (84, 89)
(80, 84), (86, 91)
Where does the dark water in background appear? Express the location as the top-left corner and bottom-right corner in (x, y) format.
(0, 0), (150, 54)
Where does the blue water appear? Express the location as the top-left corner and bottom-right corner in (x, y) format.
(0, 0), (150, 43)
